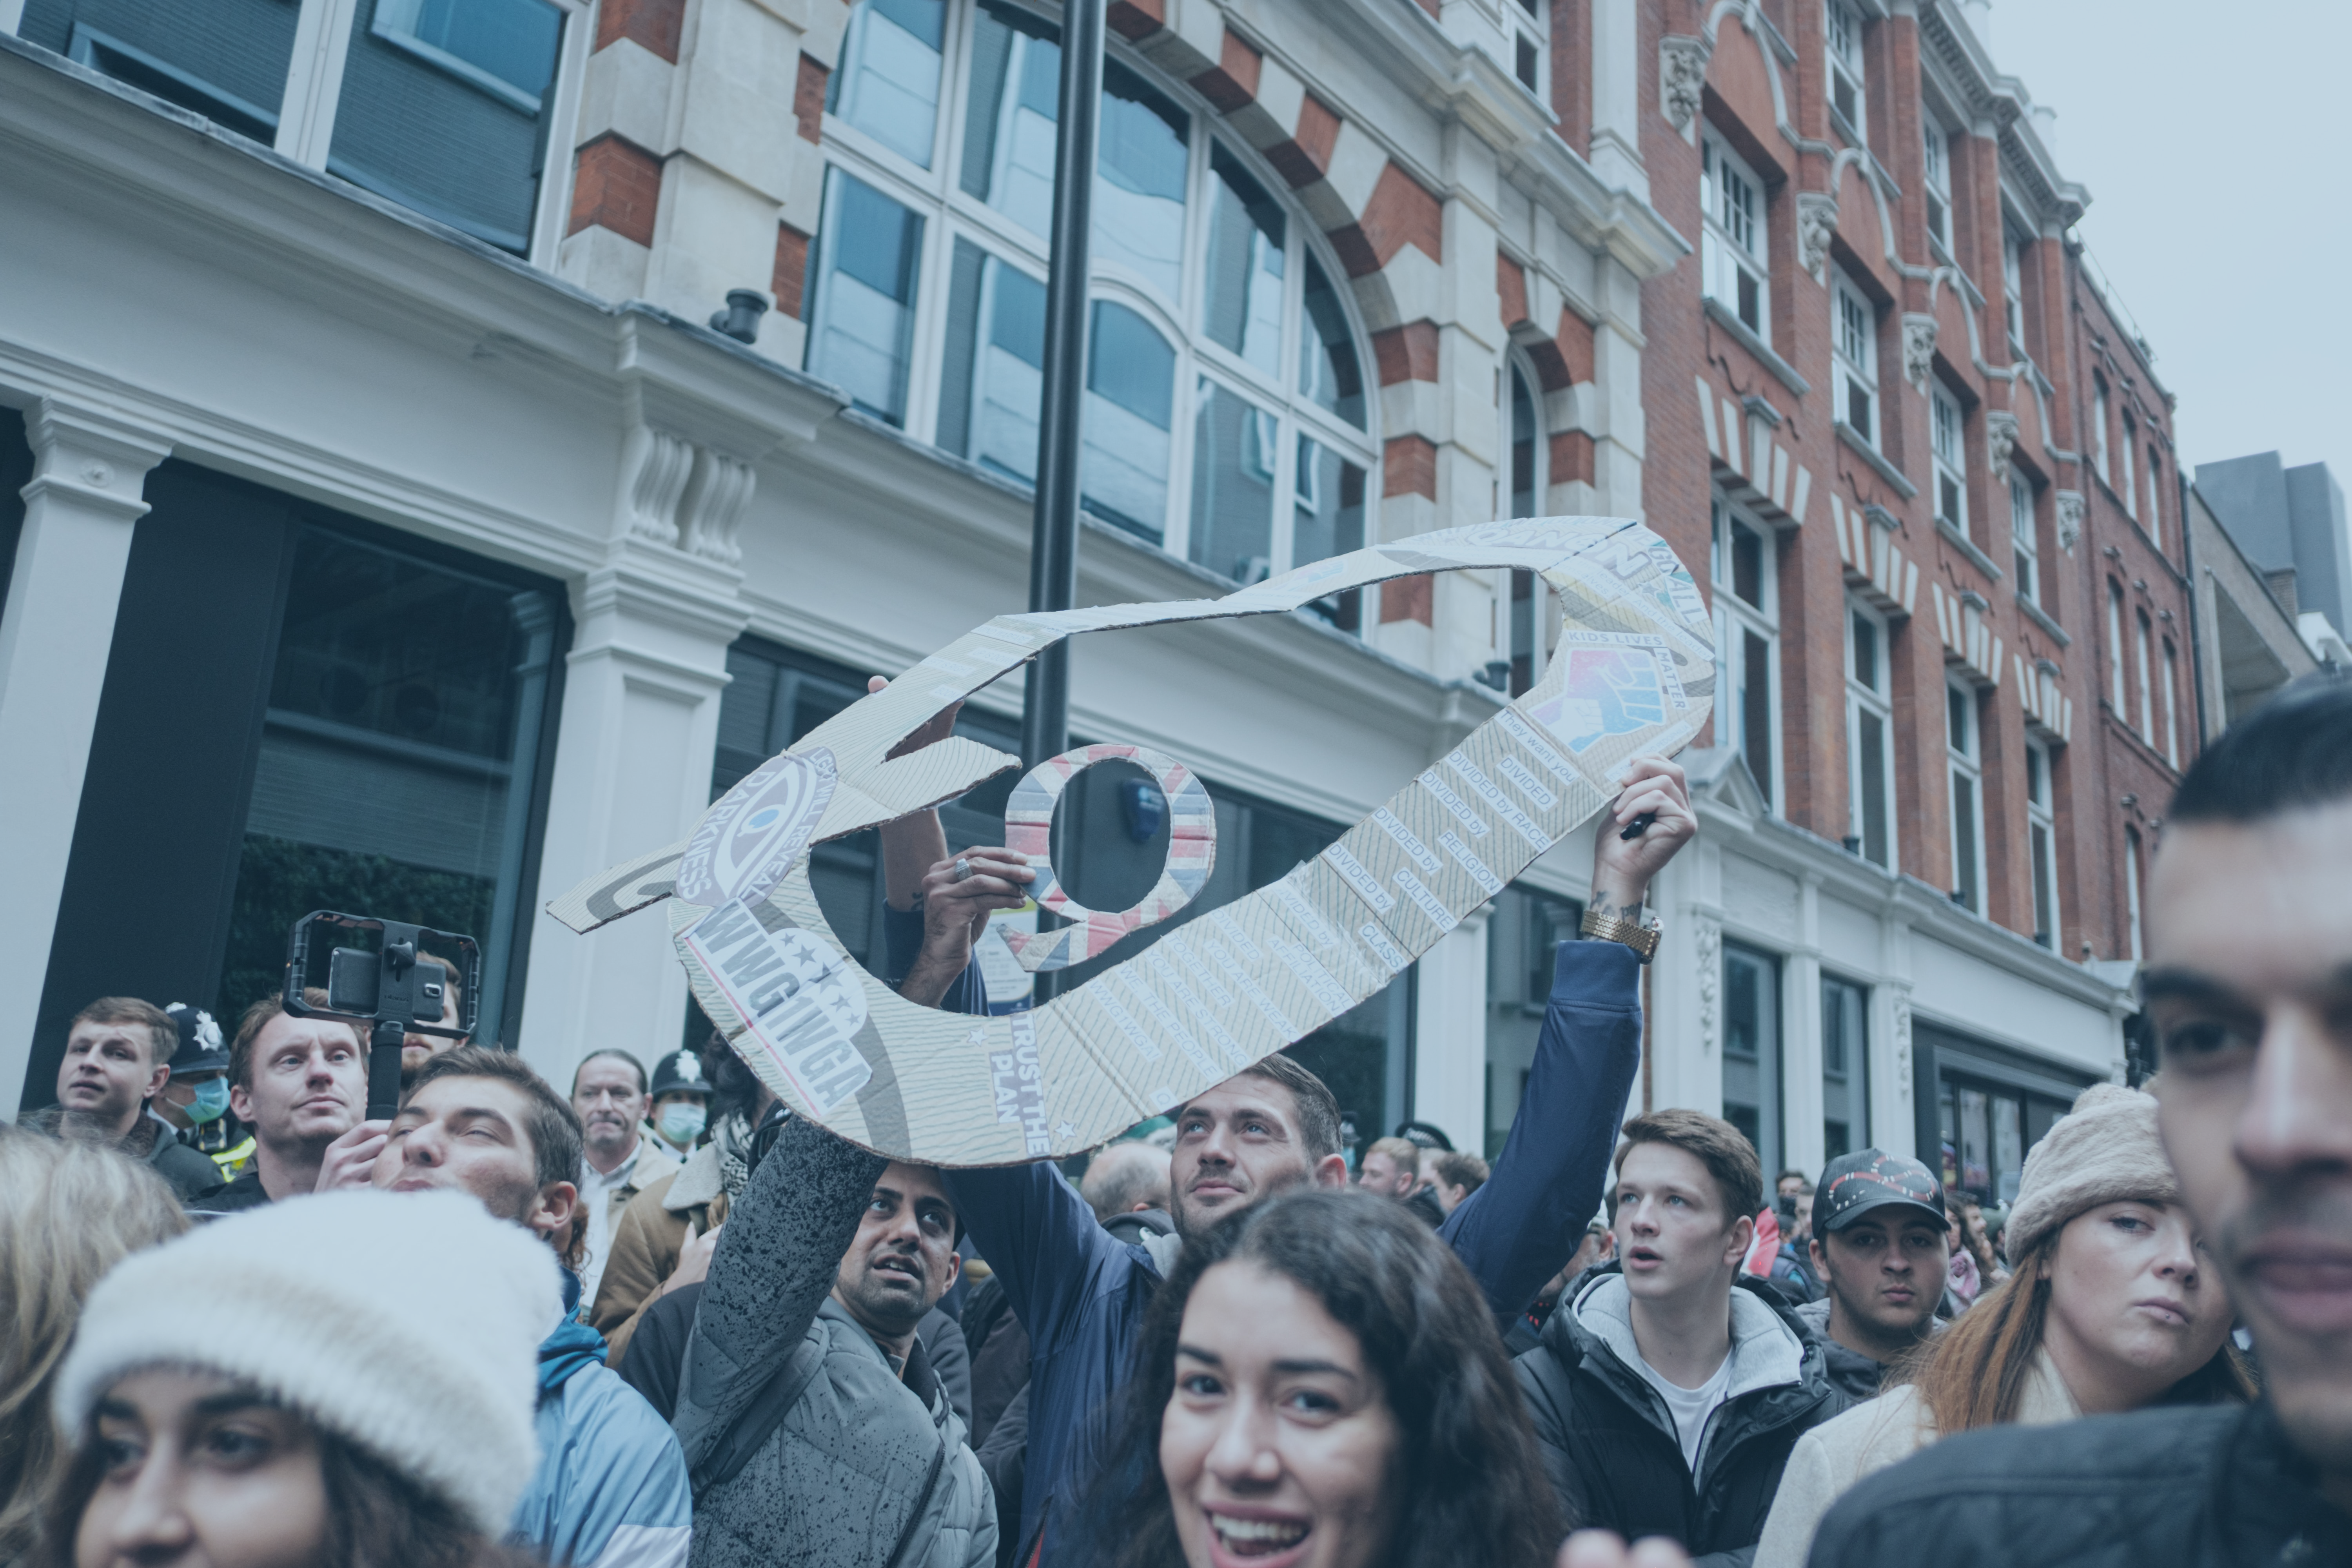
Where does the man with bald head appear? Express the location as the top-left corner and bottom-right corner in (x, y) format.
(1079, 1140), (1171, 1224)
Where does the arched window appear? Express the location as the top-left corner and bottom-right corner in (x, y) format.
(807, 0), (1377, 619)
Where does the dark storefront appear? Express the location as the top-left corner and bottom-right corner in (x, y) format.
(1911, 1021), (2099, 1207)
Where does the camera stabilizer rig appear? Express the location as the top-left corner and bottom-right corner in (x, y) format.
(283, 913), (481, 1120)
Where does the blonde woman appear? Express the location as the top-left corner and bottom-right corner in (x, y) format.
(1754, 1085), (2255, 1568)
(0, 1125), (188, 1565)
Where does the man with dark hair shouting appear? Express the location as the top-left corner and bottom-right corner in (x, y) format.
(1811, 675), (2352, 1567)
(873, 676), (1697, 1566)
(1515, 1109), (1840, 1564)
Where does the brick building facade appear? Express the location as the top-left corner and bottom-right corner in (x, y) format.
(1, 0), (2152, 1198)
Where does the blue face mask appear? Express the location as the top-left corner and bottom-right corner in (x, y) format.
(658, 1101), (708, 1144)
(187, 1076), (231, 1124)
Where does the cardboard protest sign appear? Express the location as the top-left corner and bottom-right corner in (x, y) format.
(546, 516), (1712, 1165)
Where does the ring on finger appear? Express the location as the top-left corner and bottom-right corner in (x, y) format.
(951, 856), (974, 883)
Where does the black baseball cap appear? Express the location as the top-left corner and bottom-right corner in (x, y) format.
(1815, 1150), (1950, 1234)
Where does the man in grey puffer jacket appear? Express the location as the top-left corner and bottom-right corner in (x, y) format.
(673, 1111), (993, 1568)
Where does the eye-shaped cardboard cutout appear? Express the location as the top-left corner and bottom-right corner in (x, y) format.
(1002, 744), (1216, 972)
(546, 516), (1713, 1166)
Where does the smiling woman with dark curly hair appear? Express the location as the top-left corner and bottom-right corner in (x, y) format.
(1081, 1187), (1563, 1568)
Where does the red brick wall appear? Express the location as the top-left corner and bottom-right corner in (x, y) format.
(568, 135), (663, 246)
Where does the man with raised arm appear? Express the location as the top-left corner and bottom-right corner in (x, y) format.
(873, 684), (1695, 1565)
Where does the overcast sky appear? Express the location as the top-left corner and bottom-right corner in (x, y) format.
(1991, 0), (2348, 484)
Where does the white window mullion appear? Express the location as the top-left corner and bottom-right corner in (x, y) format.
(275, 0), (364, 169)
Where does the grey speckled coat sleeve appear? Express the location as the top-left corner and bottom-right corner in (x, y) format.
(672, 1115), (886, 1475)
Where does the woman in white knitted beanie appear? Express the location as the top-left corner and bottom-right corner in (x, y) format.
(41, 1188), (556, 1568)
(1755, 1083), (2255, 1568)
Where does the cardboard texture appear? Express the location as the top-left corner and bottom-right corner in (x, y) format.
(546, 516), (1713, 1165)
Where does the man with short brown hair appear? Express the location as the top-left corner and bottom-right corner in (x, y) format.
(22, 996), (220, 1199)
(191, 991), (368, 1213)
(1516, 1107), (1840, 1562)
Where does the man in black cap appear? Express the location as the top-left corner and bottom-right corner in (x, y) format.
(1795, 1149), (1951, 1398)
(643, 1046), (713, 1157)
(153, 1002), (255, 1185)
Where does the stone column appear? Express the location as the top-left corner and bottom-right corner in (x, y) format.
(1779, 873), (1827, 1178)
(0, 400), (172, 1107)
(1412, 905), (1492, 1154)
(514, 559), (745, 1095)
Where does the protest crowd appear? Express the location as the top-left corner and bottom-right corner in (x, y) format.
(4, 675), (2349, 1568)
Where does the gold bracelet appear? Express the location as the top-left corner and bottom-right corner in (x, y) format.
(1580, 907), (1662, 963)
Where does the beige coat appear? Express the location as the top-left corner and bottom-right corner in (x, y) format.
(1753, 1350), (2082, 1568)
(589, 1140), (730, 1365)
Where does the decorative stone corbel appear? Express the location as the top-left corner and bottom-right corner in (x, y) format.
(1985, 410), (2020, 483)
(1693, 915), (1722, 1057)
(1796, 193), (1839, 279)
(2054, 489), (2085, 553)
(617, 425), (695, 546)
(1660, 36), (1711, 132)
(1900, 313), (1938, 389)
(679, 450), (757, 566)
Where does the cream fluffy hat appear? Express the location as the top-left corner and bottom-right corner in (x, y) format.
(2002, 1082), (2182, 1263)
(55, 1189), (557, 1533)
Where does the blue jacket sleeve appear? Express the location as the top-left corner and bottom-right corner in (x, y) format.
(516, 1366), (694, 1568)
(1438, 938), (1641, 1321)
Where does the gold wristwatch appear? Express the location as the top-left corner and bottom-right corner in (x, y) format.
(1581, 906), (1662, 963)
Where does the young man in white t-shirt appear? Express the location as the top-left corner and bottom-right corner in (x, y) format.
(1515, 1109), (1844, 1559)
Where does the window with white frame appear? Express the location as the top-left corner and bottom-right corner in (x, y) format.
(2134, 607), (2155, 744)
(1846, 598), (1895, 869)
(809, 0), (1377, 617)
(1835, 271), (1878, 446)
(1713, 497), (1780, 810)
(2092, 377), (2112, 485)
(2107, 579), (2127, 712)
(1922, 116), (1952, 251)
(1932, 387), (1967, 537)
(1701, 134), (1769, 338)
(2124, 825), (2144, 960)
(1947, 678), (1985, 913)
(2011, 474), (2038, 603)
(2118, 411), (2138, 517)
(2003, 225), (2028, 352)
(2025, 739), (2058, 947)
(2145, 446), (2163, 553)
(21, 0), (583, 258)
(1507, 0), (1548, 96)
(1826, 0), (1865, 140)
(2161, 636), (2181, 768)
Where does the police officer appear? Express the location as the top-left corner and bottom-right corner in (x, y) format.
(643, 1047), (713, 1155)
(154, 1002), (254, 1183)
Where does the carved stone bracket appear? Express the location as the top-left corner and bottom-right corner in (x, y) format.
(2054, 489), (2085, 553)
(1900, 313), (1938, 389)
(615, 422), (760, 568)
(680, 450), (757, 566)
(1660, 36), (1711, 132)
(1796, 193), (1839, 279)
(619, 425), (695, 546)
(1892, 996), (1913, 1096)
(1985, 410), (2020, 483)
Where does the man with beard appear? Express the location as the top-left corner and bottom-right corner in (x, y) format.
(1810, 677), (2352, 1566)
(374, 1046), (692, 1568)
(668, 1112), (996, 1568)
(875, 679), (1695, 1564)
(571, 1048), (680, 1312)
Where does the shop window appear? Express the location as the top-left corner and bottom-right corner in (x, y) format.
(219, 524), (562, 1041)
(1821, 974), (1869, 1160)
(1722, 942), (1784, 1180)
